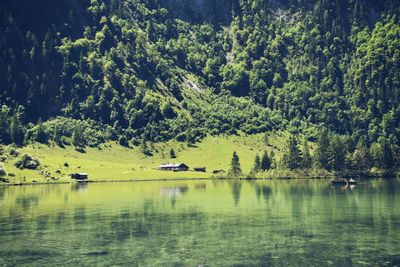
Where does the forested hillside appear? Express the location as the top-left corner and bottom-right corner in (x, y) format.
(1, 0), (400, 173)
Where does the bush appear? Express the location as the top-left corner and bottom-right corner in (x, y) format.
(0, 164), (6, 176)
(15, 154), (40, 170)
(9, 148), (19, 157)
(118, 136), (129, 147)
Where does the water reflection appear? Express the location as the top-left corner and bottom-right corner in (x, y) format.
(252, 183), (272, 201)
(194, 183), (206, 191)
(73, 207), (87, 224)
(160, 185), (188, 197)
(0, 187), (4, 207)
(229, 180), (242, 206)
(0, 179), (399, 266)
(15, 194), (39, 210)
(331, 184), (357, 191)
(71, 183), (88, 192)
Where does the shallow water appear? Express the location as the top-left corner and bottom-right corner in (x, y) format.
(0, 178), (399, 266)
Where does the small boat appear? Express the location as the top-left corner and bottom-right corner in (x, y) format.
(331, 179), (357, 185)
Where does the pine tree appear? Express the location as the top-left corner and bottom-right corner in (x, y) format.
(72, 124), (85, 149)
(35, 118), (48, 144)
(53, 124), (63, 146)
(169, 148), (176, 158)
(140, 136), (152, 156)
(315, 129), (330, 169)
(352, 137), (370, 175)
(328, 135), (345, 172)
(284, 135), (302, 170)
(186, 127), (195, 146)
(302, 140), (312, 169)
(0, 106), (10, 144)
(263, 133), (269, 146)
(379, 138), (394, 172)
(229, 151), (242, 177)
(9, 113), (24, 146)
(252, 154), (261, 173)
(260, 151), (271, 171)
(269, 151), (275, 169)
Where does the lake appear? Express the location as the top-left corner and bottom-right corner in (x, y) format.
(0, 178), (399, 266)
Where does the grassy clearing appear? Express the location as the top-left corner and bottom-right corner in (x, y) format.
(0, 132), (290, 184)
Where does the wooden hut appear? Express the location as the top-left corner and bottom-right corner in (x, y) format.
(70, 173), (89, 180)
(159, 163), (189, 172)
(194, 167), (206, 172)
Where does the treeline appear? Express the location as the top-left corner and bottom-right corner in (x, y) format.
(225, 130), (400, 178)
(248, 131), (400, 176)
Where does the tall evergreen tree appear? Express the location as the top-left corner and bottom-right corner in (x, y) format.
(35, 118), (49, 144)
(72, 124), (85, 149)
(252, 154), (261, 173)
(260, 151), (271, 171)
(302, 140), (312, 169)
(352, 137), (370, 175)
(315, 129), (330, 170)
(0, 106), (10, 144)
(328, 135), (346, 172)
(9, 113), (24, 146)
(229, 151), (242, 177)
(284, 135), (302, 170)
(140, 136), (151, 156)
(379, 138), (394, 171)
(269, 151), (275, 169)
(169, 148), (176, 158)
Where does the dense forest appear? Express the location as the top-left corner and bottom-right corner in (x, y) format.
(1, 0), (400, 174)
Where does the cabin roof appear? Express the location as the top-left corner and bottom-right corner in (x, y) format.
(159, 163), (188, 168)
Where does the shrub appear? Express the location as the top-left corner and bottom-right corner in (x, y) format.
(118, 136), (129, 147)
(15, 154), (40, 170)
(9, 148), (19, 157)
(0, 163), (6, 176)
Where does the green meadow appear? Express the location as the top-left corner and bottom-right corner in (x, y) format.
(0, 132), (294, 184)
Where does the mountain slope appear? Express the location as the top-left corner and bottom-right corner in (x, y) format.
(0, 0), (399, 151)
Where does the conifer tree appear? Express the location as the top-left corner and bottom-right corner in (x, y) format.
(284, 135), (302, 170)
(352, 137), (370, 175)
(252, 154), (261, 173)
(169, 148), (176, 158)
(269, 151), (275, 169)
(140, 136), (151, 156)
(263, 133), (269, 146)
(302, 140), (312, 169)
(9, 113), (24, 146)
(260, 151), (271, 171)
(0, 106), (10, 144)
(72, 124), (85, 149)
(328, 135), (345, 172)
(229, 151), (242, 177)
(35, 118), (48, 144)
(315, 129), (330, 170)
(379, 138), (394, 172)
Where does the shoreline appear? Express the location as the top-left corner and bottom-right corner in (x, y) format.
(1, 174), (395, 187)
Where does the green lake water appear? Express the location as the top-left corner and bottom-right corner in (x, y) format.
(0, 178), (399, 266)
